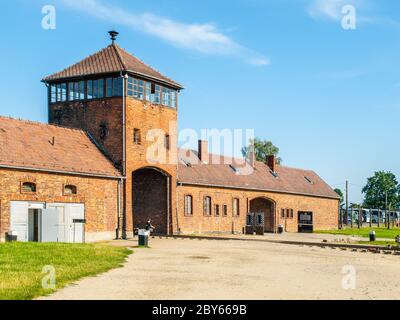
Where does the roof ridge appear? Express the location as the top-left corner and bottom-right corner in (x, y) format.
(0, 116), (87, 134)
(115, 45), (180, 86)
(112, 44), (128, 71)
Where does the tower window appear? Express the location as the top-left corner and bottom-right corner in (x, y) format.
(64, 185), (77, 195)
(133, 128), (141, 145)
(113, 78), (123, 97)
(21, 182), (36, 193)
(99, 122), (108, 140)
(154, 85), (161, 104)
(184, 195), (193, 216)
(87, 80), (93, 99)
(165, 134), (170, 150)
(50, 84), (56, 103)
(106, 78), (113, 97)
(162, 87), (171, 107)
(79, 81), (85, 99)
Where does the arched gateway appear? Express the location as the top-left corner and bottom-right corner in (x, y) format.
(132, 167), (171, 235)
(249, 197), (276, 233)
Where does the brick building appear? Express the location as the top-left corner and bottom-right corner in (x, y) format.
(0, 32), (339, 242)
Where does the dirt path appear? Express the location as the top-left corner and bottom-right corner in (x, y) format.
(41, 238), (400, 300)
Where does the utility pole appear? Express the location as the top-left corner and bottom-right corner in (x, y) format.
(385, 191), (389, 230)
(346, 180), (349, 227)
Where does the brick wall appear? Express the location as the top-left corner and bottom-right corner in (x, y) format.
(125, 97), (177, 234)
(49, 98), (123, 168)
(176, 184), (339, 234)
(0, 168), (119, 240)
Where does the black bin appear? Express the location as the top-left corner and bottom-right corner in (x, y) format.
(138, 230), (149, 246)
(278, 225), (284, 234)
(369, 231), (376, 242)
(5, 232), (17, 242)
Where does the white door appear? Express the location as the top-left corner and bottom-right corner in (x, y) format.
(47, 204), (69, 243)
(69, 204), (85, 243)
(10, 202), (29, 242)
(41, 209), (59, 242)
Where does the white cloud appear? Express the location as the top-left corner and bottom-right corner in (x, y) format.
(60, 0), (269, 66)
(308, 0), (362, 20)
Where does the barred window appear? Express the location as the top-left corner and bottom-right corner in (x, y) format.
(203, 196), (211, 216)
(22, 182), (36, 193)
(233, 198), (240, 216)
(64, 185), (77, 195)
(133, 128), (141, 145)
(223, 204), (228, 216)
(184, 195), (193, 216)
(215, 204), (220, 217)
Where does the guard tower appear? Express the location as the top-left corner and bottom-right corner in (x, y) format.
(42, 32), (183, 236)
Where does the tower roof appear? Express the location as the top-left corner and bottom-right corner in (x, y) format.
(42, 44), (183, 89)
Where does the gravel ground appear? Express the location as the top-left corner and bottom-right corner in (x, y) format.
(41, 236), (400, 300)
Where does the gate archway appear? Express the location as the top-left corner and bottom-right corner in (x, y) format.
(132, 167), (171, 235)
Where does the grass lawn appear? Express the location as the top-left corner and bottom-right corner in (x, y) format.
(0, 242), (131, 300)
(316, 227), (400, 240)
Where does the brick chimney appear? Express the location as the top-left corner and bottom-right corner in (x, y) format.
(249, 145), (255, 168)
(198, 140), (209, 164)
(266, 155), (276, 172)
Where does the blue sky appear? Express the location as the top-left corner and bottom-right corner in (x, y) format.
(1, 0), (400, 203)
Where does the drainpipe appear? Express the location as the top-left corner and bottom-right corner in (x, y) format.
(120, 72), (128, 239)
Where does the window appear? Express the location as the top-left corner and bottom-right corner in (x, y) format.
(233, 198), (240, 216)
(203, 196), (211, 216)
(79, 81), (85, 100)
(113, 77), (123, 97)
(286, 209), (290, 218)
(106, 78), (113, 97)
(154, 85), (161, 104)
(69, 82), (75, 101)
(128, 78), (145, 100)
(165, 134), (170, 150)
(87, 80), (93, 99)
(22, 182), (36, 193)
(99, 122), (108, 140)
(162, 87), (170, 106)
(290, 209), (294, 219)
(223, 204), (228, 217)
(281, 209), (285, 218)
(215, 204), (220, 217)
(64, 185), (77, 195)
(171, 90), (177, 108)
(145, 82), (152, 102)
(184, 195), (193, 216)
(133, 128), (141, 145)
(50, 84), (56, 103)
(61, 83), (67, 102)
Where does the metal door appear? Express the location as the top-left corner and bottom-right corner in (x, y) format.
(10, 202), (29, 242)
(41, 208), (59, 242)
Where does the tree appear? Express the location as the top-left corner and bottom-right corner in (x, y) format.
(242, 138), (282, 164)
(334, 188), (344, 208)
(362, 171), (400, 209)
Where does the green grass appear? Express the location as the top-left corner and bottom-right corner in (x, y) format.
(0, 242), (132, 300)
(316, 227), (400, 240)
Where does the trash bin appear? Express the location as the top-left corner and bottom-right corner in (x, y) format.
(278, 225), (284, 234)
(138, 229), (150, 246)
(5, 231), (17, 242)
(369, 230), (376, 242)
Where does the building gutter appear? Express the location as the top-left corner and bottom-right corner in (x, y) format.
(120, 71), (128, 239)
(0, 164), (122, 180)
(177, 181), (340, 201)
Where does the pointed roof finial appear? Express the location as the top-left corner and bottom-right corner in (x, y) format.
(108, 30), (119, 44)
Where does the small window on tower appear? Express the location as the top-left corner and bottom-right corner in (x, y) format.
(165, 134), (170, 150)
(98, 79), (104, 98)
(106, 78), (113, 97)
(215, 204), (220, 217)
(133, 128), (141, 145)
(50, 84), (56, 103)
(87, 80), (93, 99)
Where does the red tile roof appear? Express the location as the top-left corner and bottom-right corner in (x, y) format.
(42, 44), (183, 89)
(0, 117), (120, 177)
(177, 149), (339, 199)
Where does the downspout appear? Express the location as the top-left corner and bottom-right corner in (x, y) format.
(120, 71), (128, 239)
